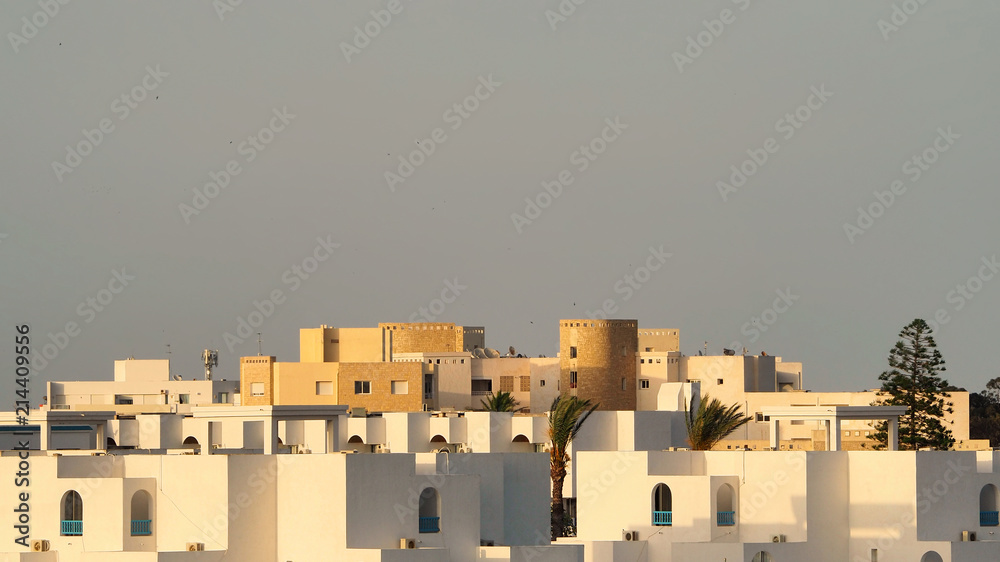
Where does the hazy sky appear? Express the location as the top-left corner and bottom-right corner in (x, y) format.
(2, 1), (999, 402)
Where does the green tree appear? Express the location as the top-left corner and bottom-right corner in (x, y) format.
(684, 393), (752, 450)
(970, 377), (1000, 446)
(479, 391), (524, 412)
(548, 395), (598, 540)
(869, 319), (955, 450)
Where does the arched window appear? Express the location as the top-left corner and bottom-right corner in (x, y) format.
(130, 490), (152, 536)
(107, 437), (118, 449)
(920, 552), (943, 562)
(652, 484), (672, 526)
(418, 488), (440, 533)
(61, 491), (83, 536)
(347, 435), (364, 444)
(751, 552), (774, 562)
(183, 436), (200, 447)
(980, 484), (999, 526)
(717, 483), (735, 526)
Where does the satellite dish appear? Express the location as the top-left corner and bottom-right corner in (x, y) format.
(172, 374), (182, 381)
(508, 346), (516, 356)
(723, 348), (735, 356)
(485, 348), (501, 358)
(473, 348), (487, 358)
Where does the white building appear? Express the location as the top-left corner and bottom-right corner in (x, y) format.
(566, 449), (1000, 561)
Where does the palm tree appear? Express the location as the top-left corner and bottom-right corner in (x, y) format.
(480, 391), (524, 412)
(685, 393), (752, 450)
(548, 395), (598, 540)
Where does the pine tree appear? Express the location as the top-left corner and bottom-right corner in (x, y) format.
(869, 319), (954, 450)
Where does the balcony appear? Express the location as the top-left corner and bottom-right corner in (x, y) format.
(419, 516), (440, 533)
(61, 520), (83, 536)
(717, 511), (735, 526)
(131, 519), (152, 536)
(981, 511), (999, 526)
(652, 511), (672, 526)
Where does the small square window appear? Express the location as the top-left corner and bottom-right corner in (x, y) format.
(179, 394), (190, 404)
(391, 380), (408, 394)
(640, 379), (650, 389)
(355, 381), (371, 394)
(540, 380), (546, 387)
(316, 381), (333, 395)
(717, 379), (724, 385)
(251, 382), (265, 397)
(656, 359), (661, 364)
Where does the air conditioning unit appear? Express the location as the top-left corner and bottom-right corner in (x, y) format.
(962, 530), (977, 542)
(457, 444), (472, 453)
(186, 542), (205, 551)
(622, 530), (639, 541)
(400, 537), (416, 549)
(376, 444), (390, 453)
(771, 534), (786, 543)
(30, 539), (50, 552)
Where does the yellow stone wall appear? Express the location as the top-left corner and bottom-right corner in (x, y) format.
(380, 322), (463, 355)
(337, 361), (426, 413)
(239, 356), (276, 406)
(559, 319), (638, 411)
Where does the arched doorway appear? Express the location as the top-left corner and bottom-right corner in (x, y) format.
(652, 483), (672, 526)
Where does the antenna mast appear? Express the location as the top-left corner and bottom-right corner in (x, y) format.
(202, 349), (219, 381)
